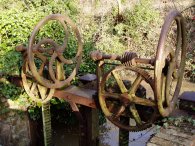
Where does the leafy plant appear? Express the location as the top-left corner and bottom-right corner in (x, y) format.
(0, 0), (81, 122)
(162, 116), (195, 128)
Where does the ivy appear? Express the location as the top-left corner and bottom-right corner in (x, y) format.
(0, 1), (81, 121)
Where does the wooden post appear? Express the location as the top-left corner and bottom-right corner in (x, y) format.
(79, 106), (99, 146)
(119, 117), (129, 146)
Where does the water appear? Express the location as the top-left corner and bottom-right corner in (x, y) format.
(52, 80), (195, 145)
(99, 120), (157, 146)
(52, 124), (80, 146)
(52, 120), (157, 146)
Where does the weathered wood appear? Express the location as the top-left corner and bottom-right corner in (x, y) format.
(79, 106), (99, 146)
(149, 136), (177, 146)
(147, 125), (195, 146)
(54, 85), (97, 108)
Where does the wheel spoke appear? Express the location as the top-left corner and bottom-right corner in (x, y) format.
(37, 85), (47, 100)
(172, 69), (178, 79)
(161, 75), (166, 103)
(114, 105), (126, 119)
(49, 52), (58, 82)
(175, 19), (181, 61)
(30, 82), (37, 94)
(38, 62), (46, 75)
(102, 92), (121, 100)
(133, 96), (156, 106)
(121, 93), (156, 107)
(58, 55), (73, 64)
(132, 95), (156, 107)
(165, 59), (175, 106)
(35, 52), (47, 75)
(129, 74), (143, 94)
(111, 70), (128, 93)
(129, 104), (142, 125)
(56, 60), (65, 80)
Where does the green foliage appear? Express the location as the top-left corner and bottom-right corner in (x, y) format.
(50, 98), (78, 125)
(0, 82), (22, 100)
(28, 106), (42, 121)
(94, 0), (161, 57)
(0, 78), (32, 110)
(99, 110), (106, 125)
(0, 0), (81, 122)
(162, 116), (195, 128)
(0, 105), (10, 115)
(0, 10), (39, 75)
(183, 6), (195, 82)
(0, 0), (79, 76)
(2, 0), (194, 125)
(123, 0), (160, 42)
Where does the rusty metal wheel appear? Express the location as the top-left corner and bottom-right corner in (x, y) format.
(155, 10), (187, 117)
(99, 65), (158, 131)
(28, 14), (82, 89)
(22, 55), (54, 104)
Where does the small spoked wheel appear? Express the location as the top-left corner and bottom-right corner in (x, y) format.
(28, 14), (82, 89)
(155, 10), (187, 117)
(99, 65), (158, 131)
(22, 55), (54, 104)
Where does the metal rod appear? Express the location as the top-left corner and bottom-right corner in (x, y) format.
(134, 58), (155, 66)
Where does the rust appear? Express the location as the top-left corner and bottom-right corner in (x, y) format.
(17, 10), (187, 132)
(98, 65), (158, 131)
(21, 60), (55, 104)
(95, 10), (186, 131)
(16, 45), (26, 52)
(54, 86), (97, 109)
(154, 10), (187, 117)
(90, 50), (154, 66)
(27, 14), (83, 89)
(90, 50), (121, 61)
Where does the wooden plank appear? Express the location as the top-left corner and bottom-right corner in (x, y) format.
(147, 143), (158, 146)
(147, 126), (195, 146)
(162, 127), (192, 139)
(63, 85), (97, 99)
(148, 136), (177, 146)
(54, 86), (97, 108)
(155, 132), (192, 145)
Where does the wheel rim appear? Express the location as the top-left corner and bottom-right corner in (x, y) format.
(22, 59), (54, 104)
(155, 10), (187, 117)
(28, 14), (82, 89)
(99, 65), (158, 131)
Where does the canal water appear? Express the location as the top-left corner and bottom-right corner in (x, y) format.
(52, 80), (194, 146)
(100, 120), (157, 146)
(52, 120), (158, 146)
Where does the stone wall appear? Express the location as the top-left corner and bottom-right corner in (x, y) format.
(0, 96), (31, 146)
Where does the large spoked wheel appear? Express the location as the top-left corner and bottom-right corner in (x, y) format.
(28, 14), (82, 89)
(155, 10), (187, 117)
(99, 65), (158, 131)
(22, 56), (54, 104)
